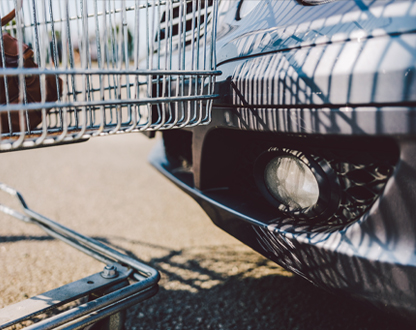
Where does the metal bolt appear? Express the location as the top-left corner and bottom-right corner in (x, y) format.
(101, 265), (118, 279)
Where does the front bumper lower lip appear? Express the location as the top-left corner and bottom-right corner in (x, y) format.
(150, 140), (416, 321)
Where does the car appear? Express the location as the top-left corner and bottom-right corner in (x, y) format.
(150, 0), (416, 321)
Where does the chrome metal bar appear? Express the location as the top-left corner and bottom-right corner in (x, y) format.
(55, 286), (159, 330)
(0, 265), (131, 329)
(21, 279), (159, 330)
(0, 183), (160, 330)
(13, 0), (26, 148)
(0, 93), (219, 112)
(0, 68), (221, 76)
(37, 221), (115, 265)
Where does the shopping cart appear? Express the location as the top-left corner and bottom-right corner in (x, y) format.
(0, 0), (219, 329)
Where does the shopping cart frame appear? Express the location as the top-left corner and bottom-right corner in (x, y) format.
(0, 183), (160, 330)
(0, 0), (220, 328)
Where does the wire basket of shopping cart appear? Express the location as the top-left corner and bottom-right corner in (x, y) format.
(0, 0), (220, 152)
(0, 1), (219, 329)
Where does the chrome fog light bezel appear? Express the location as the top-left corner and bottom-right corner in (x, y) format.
(254, 148), (340, 222)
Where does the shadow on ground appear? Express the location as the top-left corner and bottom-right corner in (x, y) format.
(2, 235), (413, 330)
(96, 238), (413, 330)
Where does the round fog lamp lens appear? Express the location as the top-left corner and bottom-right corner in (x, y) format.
(265, 156), (319, 210)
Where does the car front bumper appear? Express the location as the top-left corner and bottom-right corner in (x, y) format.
(150, 105), (416, 320)
(150, 3), (416, 318)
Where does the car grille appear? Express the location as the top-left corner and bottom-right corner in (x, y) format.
(155, 0), (214, 50)
(306, 148), (395, 228)
(201, 130), (399, 232)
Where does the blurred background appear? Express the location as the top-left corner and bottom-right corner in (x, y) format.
(1, 0), (163, 67)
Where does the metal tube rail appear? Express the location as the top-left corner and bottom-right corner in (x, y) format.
(0, 68), (222, 76)
(0, 94), (219, 113)
(54, 286), (159, 330)
(21, 282), (159, 330)
(0, 183), (160, 330)
(24, 208), (157, 278)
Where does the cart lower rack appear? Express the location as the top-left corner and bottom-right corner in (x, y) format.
(0, 0), (219, 328)
(0, 184), (160, 330)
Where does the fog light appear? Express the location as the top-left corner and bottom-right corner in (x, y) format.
(253, 147), (341, 226)
(264, 156), (319, 210)
(254, 148), (340, 222)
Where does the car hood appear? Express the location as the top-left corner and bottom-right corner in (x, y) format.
(216, 0), (416, 65)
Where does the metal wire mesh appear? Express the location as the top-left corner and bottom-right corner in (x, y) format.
(0, 0), (219, 151)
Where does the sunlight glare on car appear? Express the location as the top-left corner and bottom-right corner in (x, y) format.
(238, 0), (262, 19)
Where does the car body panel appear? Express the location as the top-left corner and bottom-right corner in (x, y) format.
(151, 0), (416, 320)
(216, 0), (416, 64)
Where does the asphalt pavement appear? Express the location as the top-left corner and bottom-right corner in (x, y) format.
(0, 134), (413, 330)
